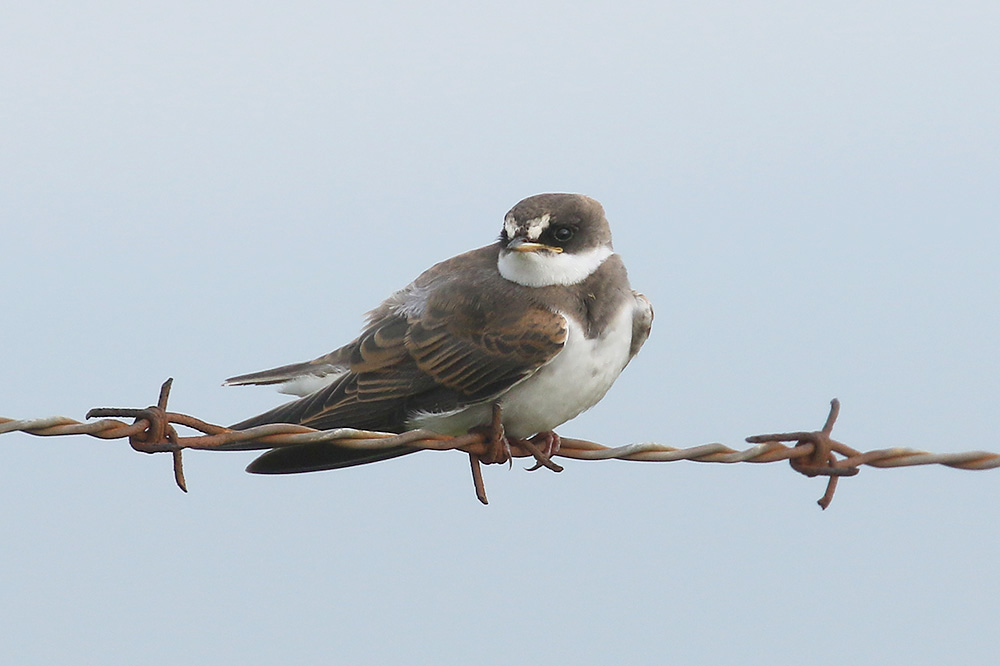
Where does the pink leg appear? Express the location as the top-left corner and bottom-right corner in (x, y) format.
(468, 403), (512, 466)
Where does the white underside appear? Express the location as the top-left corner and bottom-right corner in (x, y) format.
(406, 298), (637, 438)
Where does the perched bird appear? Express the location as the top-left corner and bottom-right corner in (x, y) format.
(225, 193), (652, 474)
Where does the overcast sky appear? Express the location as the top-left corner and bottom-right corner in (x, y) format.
(2, 2), (999, 664)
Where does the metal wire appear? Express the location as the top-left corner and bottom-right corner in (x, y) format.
(2, 379), (997, 508)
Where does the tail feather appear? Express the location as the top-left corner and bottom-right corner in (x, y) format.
(223, 360), (345, 390)
(225, 345), (423, 473)
(245, 441), (416, 474)
(228, 384), (419, 473)
(224, 346), (353, 392)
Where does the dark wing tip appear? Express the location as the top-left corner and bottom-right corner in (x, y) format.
(245, 442), (417, 474)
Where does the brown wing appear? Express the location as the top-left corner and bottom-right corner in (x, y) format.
(231, 278), (567, 434)
(403, 288), (567, 403)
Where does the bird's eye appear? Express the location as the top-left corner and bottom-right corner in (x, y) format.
(552, 226), (574, 242)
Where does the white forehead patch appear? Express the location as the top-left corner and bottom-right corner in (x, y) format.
(522, 214), (550, 241)
(504, 213), (551, 241)
(503, 215), (518, 239)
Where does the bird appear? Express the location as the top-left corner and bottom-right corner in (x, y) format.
(224, 193), (653, 474)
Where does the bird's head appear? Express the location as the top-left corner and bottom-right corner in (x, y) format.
(498, 193), (614, 287)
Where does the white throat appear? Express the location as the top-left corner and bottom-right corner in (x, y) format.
(497, 244), (613, 287)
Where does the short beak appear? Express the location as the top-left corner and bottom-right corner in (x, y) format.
(507, 237), (563, 254)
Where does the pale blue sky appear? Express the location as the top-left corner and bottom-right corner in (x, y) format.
(2, 3), (999, 664)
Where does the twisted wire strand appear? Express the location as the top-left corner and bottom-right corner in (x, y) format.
(2, 381), (998, 508)
(6, 414), (998, 469)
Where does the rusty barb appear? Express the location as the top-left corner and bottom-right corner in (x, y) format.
(3, 379), (1000, 509)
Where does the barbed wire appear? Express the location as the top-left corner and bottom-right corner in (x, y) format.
(2, 378), (998, 508)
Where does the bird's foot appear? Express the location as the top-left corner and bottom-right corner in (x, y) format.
(519, 431), (564, 473)
(469, 403), (512, 466)
(465, 407), (563, 505)
(535, 431), (561, 458)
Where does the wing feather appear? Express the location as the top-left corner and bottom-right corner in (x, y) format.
(233, 304), (565, 432)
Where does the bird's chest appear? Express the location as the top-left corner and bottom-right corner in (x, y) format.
(499, 302), (635, 438)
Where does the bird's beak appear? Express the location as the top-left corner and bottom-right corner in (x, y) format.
(507, 237), (563, 254)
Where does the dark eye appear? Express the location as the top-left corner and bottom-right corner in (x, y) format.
(552, 226), (574, 242)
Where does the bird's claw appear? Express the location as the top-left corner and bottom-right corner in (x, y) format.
(521, 431), (563, 472)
